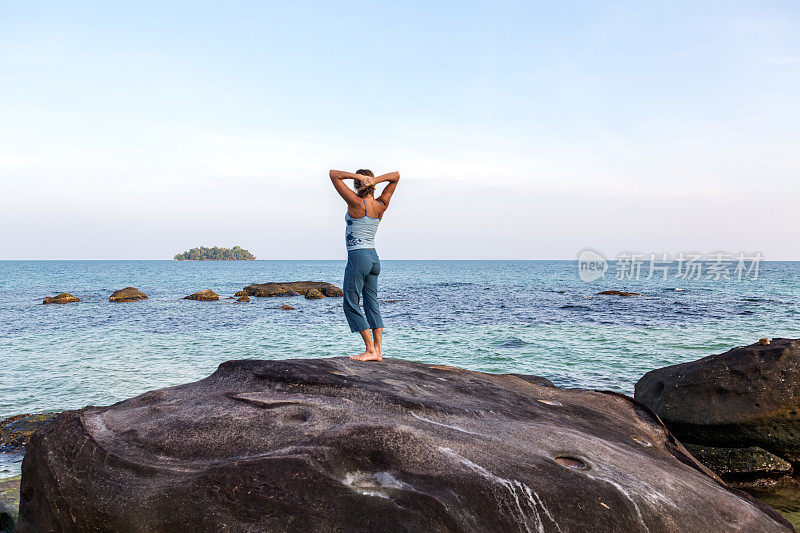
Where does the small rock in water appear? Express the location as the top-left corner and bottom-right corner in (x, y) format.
(236, 295), (250, 303)
(597, 290), (642, 297)
(244, 281), (342, 298)
(305, 288), (324, 299)
(759, 337), (771, 346)
(109, 287), (148, 302)
(321, 285), (344, 297)
(234, 290), (249, 297)
(184, 289), (220, 301)
(42, 293), (81, 304)
(279, 304), (294, 310)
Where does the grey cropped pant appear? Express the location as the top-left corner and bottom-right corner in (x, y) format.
(343, 248), (384, 333)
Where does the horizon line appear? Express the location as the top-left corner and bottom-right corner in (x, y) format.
(2, 258), (800, 262)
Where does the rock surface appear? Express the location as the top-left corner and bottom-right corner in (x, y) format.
(279, 304), (294, 310)
(0, 475), (20, 531)
(1, 503), (14, 533)
(322, 285), (344, 297)
(41, 293), (80, 304)
(1, 413), (59, 532)
(0, 413), (59, 452)
(244, 281), (342, 298)
(18, 358), (790, 532)
(597, 290), (642, 297)
(746, 478), (800, 531)
(184, 289), (220, 301)
(305, 288), (324, 299)
(109, 287), (148, 302)
(236, 295), (250, 302)
(234, 291), (249, 298)
(635, 339), (800, 462)
(684, 444), (793, 478)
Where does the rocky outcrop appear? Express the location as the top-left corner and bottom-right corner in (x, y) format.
(1, 413), (58, 532)
(305, 288), (324, 299)
(635, 339), (800, 480)
(184, 289), (220, 301)
(42, 293), (80, 304)
(109, 287), (147, 302)
(17, 358), (790, 532)
(1, 475), (20, 531)
(0, 413), (58, 452)
(635, 339), (800, 458)
(234, 291), (249, 298)
(684, 444), (793, 478)
(747, 479), (800, 530)
(236, 295), (250, 303)
(322, 285), (344, 297)
(244, 281), (342, 298)
(597, 290), (642, 297)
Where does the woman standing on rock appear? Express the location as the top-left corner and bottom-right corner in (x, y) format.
(329, 169), (400, 361)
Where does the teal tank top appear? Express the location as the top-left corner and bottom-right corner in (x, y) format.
(345, 198), (383, 251)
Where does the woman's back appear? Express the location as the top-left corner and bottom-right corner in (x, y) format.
(345, 198), (383, 251)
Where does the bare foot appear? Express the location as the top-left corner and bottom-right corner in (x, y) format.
(350, 349), (382, 362)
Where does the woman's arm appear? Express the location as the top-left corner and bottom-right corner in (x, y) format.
(329, 169), (362, 206)
(369, 172), (400, 207)
(330, 170), (365, 181)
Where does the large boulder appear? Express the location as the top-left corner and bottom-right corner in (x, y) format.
(109, 287), (148, 302)
(244, 281), (342, 298)
(42, 293), (80, 304)
(17, 358), (790, 532)
(184, 289), (220, 301)
(635, 339), (800, 463)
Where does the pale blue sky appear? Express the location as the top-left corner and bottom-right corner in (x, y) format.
(1, 1), (798, 259)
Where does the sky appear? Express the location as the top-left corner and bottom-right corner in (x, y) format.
(1, 1), (799, 260)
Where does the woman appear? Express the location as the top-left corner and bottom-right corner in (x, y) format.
(329, 169), (400, 361)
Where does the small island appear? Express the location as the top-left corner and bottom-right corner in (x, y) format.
(173, 246), (255, 261)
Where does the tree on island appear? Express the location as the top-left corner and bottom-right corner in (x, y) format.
(174, 246), (256, 261)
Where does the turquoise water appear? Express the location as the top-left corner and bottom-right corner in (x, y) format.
(1, 260), (799, 424)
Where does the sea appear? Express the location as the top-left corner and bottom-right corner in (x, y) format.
(1, 259), (799, 480)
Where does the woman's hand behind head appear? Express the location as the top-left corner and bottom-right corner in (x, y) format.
(357, 175), (377, 188)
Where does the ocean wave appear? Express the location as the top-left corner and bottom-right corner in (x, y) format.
(497, 337), (530, 348)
